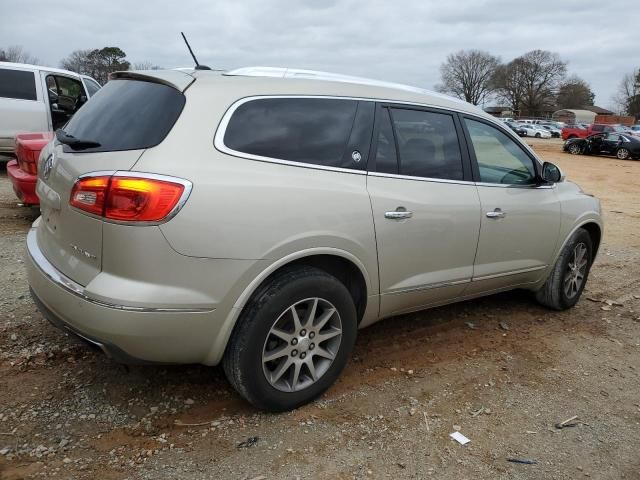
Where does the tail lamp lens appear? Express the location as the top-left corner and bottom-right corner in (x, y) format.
(70, 175), (186, 222)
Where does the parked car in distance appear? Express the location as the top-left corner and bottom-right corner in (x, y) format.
(27, 67), (603, 411)
(561, 123), (627, 141)
(520, 124), (552, 138)
(541, 125), (561, 138)
(0, 62), (101, 157)
(7, 132), (53, 205)
(564, 132), (640, 160)
(505, 121), (526, 136)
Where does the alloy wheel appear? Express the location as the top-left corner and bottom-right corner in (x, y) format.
(568, 144), (581, 155)
(262, 297), (342, 392)
(617, 148), (630, 160)
(563, 242), (588, 299)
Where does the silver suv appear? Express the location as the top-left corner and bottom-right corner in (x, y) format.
(27, 67), (603, 411)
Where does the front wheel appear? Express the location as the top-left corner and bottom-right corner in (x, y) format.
(535, 228), (593, 310)
(535, 133), (541, 138)
(568, 143), (582, 155)
(616, 147), (630, 160)
(223, 267), (357, 411)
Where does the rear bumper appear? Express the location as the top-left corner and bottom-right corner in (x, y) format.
(7, 160), (39, 205)
(26, 227), (221, 365)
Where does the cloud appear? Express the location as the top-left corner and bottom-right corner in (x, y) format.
(1, 0), (638, 108)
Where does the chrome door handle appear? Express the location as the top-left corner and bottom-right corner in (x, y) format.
(486, 208), (506, 219)
(385, 210), (413, 219)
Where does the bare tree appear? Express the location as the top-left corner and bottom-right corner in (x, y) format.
(494, 50), (567, 116)
(133, 61), (158, 70)
(492, 58), (529, 115)
(612, 70), (639, 115)
(436, 50), (501, 105)
(0, 45), (39, 64)
(60, 49), (94, 74)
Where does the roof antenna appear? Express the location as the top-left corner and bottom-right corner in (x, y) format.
(181, 32), (211, 70)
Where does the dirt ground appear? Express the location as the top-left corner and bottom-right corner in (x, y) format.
(1, 138), (639, 480)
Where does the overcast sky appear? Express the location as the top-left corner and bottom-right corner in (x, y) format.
(2, 0), (638, 109)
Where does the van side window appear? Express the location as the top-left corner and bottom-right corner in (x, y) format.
(464, 118), (536, 185)
(0, 69), (37, 101)
(223, 98), (362, 170)
(390, 108), (463, 180)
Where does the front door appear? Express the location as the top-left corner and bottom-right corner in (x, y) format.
(367, 105), (481, 318)
(460, 117), (561, 293)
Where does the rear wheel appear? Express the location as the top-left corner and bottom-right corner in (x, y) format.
(616, 147), (630, 160)
(536, 228), (593, 310)
(223, 267), (357, 411)
(535, 132), (541, 138)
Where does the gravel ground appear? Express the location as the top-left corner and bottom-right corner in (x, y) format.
(1, 140), (639, 480)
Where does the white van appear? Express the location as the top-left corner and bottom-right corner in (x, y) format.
(0, 62), (101, 156)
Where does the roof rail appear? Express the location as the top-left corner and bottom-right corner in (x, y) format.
(224, 66), (464, 103)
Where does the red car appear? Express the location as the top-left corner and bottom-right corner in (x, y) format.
(561, 123), (626, 141)
(6, 132), (53, 206)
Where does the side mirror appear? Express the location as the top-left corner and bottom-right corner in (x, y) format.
(541, 162), (564, 183)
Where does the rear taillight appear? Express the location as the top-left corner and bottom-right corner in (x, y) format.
(70, 174), (188, 222)
(19, 159), (37, 175)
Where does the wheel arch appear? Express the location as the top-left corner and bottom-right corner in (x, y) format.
(203, 248), (374, 365)
(555, 220), (602, 266)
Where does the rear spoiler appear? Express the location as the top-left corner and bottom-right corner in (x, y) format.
(109, 70), (195, 92)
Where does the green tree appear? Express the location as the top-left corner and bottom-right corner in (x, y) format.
(557, 76), (595, 109)
(59, 47), (130, 84)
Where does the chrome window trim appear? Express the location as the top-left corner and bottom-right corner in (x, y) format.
(213, 95), (526, 175)
(70, 171), (193, 226)
(367, 171), (475, 186)
(368, 172), (555, 189)
(27, 229), (213, 313)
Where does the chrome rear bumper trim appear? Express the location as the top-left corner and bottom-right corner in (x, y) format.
(27, 228), (214, 313)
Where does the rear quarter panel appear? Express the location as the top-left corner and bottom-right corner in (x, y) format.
(133, 78), (380, 295)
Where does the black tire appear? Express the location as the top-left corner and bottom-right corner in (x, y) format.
(535, 132), (541, 138)
(223, 267), (357, 411)
(535, 228), (593, 310)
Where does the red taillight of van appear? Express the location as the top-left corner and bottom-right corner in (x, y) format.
(70, 175), (187, 222)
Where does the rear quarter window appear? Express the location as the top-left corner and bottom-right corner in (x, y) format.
(61, 79), (185, 153)
(222, 97), (362, 170)
(0, 68), (37, 101)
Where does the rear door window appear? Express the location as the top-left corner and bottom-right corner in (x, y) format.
(390, 108), (464, 181)
(61, 79), (185, 153)
(0, 68), (37, 101)
(222, 97), (363, 170)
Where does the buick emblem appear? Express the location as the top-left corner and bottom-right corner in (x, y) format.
(351, 150), (362, 163)
(42, 153), (54, 180)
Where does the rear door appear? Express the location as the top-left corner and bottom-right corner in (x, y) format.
(36, 76), (189, 285)
(367, 104), (481, 317)
(460, 116), (561, 294)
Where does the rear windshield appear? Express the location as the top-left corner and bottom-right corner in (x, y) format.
(0, 68), (37, 101)
(62, 79), (185, 153)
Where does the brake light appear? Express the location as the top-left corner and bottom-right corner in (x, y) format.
(69, 175), (187, 222)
